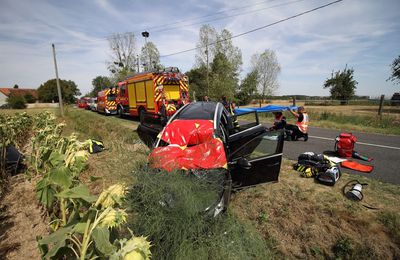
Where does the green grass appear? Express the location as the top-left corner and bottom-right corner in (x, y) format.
(308, 111), (400, 135)
(378, 211), (400, 247)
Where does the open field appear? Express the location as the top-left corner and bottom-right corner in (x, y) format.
(241, 101), (400, 135)
(1, 108), (400, 259)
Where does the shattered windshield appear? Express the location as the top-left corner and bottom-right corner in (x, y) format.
(177, 102), (217, 120)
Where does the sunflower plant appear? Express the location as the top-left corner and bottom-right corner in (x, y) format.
(38, 184), (151, 260)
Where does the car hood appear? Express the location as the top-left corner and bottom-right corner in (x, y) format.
(149, 119), (227, 171)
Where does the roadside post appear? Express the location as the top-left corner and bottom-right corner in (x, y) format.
(378, 94), (384, 116)
(52, 43), (64, 117)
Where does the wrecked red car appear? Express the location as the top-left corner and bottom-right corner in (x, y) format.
(138, 101), (284, 216)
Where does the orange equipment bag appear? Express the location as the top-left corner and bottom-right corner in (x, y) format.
(341, 160), (374, 173)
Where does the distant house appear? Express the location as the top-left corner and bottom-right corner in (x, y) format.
(0, 87), (38, 106)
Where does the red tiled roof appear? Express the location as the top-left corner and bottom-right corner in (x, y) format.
(0, 88), (38, 98)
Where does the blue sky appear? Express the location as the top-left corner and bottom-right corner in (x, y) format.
(0, 0), (399, 97)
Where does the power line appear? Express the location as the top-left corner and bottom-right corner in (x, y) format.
(105, 0), (307, 40)
(143, 0), (281, 32)
(160, 0), (343, 58)
(150, 0), (308, 34)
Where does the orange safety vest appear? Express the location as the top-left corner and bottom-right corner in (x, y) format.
(296, 112), (309, 133)
(166, 103), (177, 116)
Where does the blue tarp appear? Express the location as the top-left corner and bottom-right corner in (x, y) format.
(234, 105), (298, 115)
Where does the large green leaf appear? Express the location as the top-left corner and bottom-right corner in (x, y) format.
(49, 166), (72, 189)
(72, 222), (87, 234)
(36, 182), (56, 209)
(40, 148), (52, 167)
(39, 225), (73, 245)
(56, 184), (96, 203)
(71, 156), (88, 176)
(49, 151), (65, 167)
(39, 226), (73, 258)
(92, 226), (116, 256)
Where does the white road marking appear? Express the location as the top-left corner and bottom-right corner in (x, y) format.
(309, 135), (400, 150)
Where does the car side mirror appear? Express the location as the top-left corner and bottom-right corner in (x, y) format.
(237, 157), (251, 170)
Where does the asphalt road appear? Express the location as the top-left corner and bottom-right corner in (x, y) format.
(278, 126), (400, 185)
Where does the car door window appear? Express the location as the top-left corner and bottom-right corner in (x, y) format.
(232, 130), (282, 161)
(233, 111), (259, 133)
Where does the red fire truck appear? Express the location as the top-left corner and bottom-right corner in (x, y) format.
(77, 97), (91, 109)
(97, 87), (118, 115)
(115, 67), (189, 121)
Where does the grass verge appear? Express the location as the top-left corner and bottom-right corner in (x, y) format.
(231, 159), (400, 259)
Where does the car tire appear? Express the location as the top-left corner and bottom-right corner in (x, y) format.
(191, 169), (231, 217)
(139, 109), (145, 124)
(118, 106), (124, 118)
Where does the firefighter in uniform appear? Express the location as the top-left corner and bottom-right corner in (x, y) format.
(230, 101), (239, 130)
(287, 106), (309, 141)
(269, 112), (286, 131)
(166, 100), (177, 117)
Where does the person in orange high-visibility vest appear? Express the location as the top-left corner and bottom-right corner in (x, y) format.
(287, 106), (309, 141)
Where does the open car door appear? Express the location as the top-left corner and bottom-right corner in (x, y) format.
(137, 112), (166, 148)
(228, 130), (284, 189)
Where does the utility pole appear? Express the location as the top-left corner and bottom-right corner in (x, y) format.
(52, 43), (64, 117)
(136, 55), (140, 73)
(205, 44), (209, 96)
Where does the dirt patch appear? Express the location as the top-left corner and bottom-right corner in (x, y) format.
(0, 175), (49, 260)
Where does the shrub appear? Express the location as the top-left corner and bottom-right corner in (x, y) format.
(7, 93), (26, 109)
(24, 93), (37, 103)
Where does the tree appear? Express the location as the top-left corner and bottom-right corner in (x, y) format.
(323, 66), (358, 102)
(195, 25), (218, 68)
(13, 84), (19, 89)
(215, 29), (242, 73)
(140, 42), (161, 71)
(209, 52), (238, 100)
(251, 50), (281, 102)
(235, 70), (258, 105)
(186, 66), (208, 101)
(107, 33), (138, 82)
(90, 76), (112, 97)
(7, 93), (26, 109)
(194, 26), (242, 99)
(388, 55), (400, 84)
(38, 79), (81, 103)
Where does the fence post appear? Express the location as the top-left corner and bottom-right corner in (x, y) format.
(292, 97), (296, 106)
(378, 94), (385, 116)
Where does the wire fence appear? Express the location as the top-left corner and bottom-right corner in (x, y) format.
(302, 99), (400, 106)
(247, 97), (400, 116)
